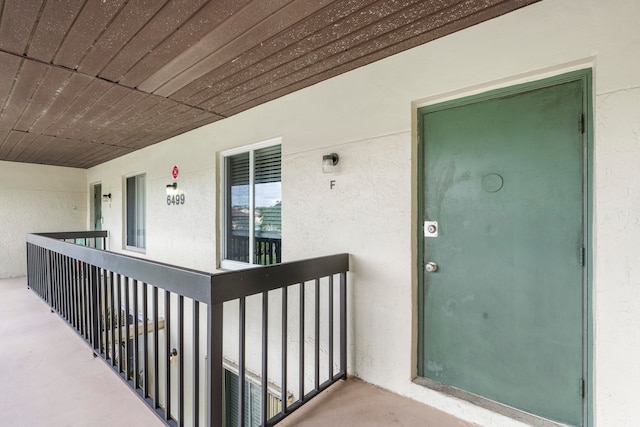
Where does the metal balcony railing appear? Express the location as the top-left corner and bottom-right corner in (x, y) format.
(227, 234), (282, 265)
(26, 231), (348, 427)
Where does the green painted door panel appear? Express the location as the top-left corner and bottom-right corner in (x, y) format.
(420, 81), (584, 425)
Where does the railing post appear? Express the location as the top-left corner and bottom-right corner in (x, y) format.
(207, 301), (223, 427)
(340, 272), (347, 379)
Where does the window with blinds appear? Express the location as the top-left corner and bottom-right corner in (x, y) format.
(125, 173), (146, 250)
(222, 140), (282, 268)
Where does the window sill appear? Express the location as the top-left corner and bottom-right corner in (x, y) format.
(124, 246), (146, 254)
(219, 260), (262, 271)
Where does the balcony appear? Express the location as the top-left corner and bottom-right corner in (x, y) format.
(6, 231), (474, 426)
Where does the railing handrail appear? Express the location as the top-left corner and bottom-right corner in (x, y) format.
(36, 230), (108, 239)
(27, 232), (348, 306)
(211, 253), (349, 304)
(26, 232), (212, 303)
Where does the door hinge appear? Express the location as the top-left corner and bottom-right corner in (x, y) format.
(579, 378), (585, 398)
(580, 113), (585, 134)
(580, 246), (585, 267)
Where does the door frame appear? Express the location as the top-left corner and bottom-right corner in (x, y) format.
(415, 69), (593, 426)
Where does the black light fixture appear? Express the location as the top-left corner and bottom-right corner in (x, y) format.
(102, 193), (111, 202)
(166, 182), (178, 195)
(169, 348), (178, 362)
(322, 153), (339, 173)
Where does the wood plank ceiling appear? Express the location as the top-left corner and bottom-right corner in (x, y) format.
(0, 0), (539, 169)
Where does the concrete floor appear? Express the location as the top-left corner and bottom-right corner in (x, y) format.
(278, 378), (479, 427)
(0, 276), (165, 427)
(1, 276), (475, 427)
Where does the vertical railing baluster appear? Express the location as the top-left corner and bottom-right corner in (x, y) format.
(46, 249), (52, 308)
(133, 279), (139, 388)
(143, 282), (149, 396)
(110, 271), (116, 366)
(56, 254), (62, 312)
(52, 253), (58, 311)
(59, 255), (64, 313)
(80, 263), (86, 338)
(39, 247), (43, 296)
(86, 263), (92, 340)
(86, 264), (91, 342)
(41, 247), (46, 298)
(116, 274), (123, 373)
(78, 262), (84, 336)
(193, 300), (200, 427)
(299, 282), (305, 402)
(153, 286), (159, 408)
(75, 260), (81, 333)
(62, 256), (68, 320)
(238, 297), (246, 427)
(66, 256), (71, 322)
(165, 290), (171, 421)
(281, 285), (288, 415)
(261, 291), (269, 425)
(36, 246), (41, 295)
(125, 278), (131, 380)
(207, 301), (223, 427)
(340, 272), (347, 378)
(100, 268), (107, 356)
(68, 257), (73, 325)
(178, 295), (184, 426)
(26, 243), (31, 289)
(32, 245), (36, 294)
(32, 245), (36, 293)
(90, 265), (100, 352)
(71, 259), (77, 330)
(84, 263), (90, 339)
(56, 254), (62, 315)
(314, 278), (320, 391)
(328, 275), (334, 380)
(54, 253), (59, 311)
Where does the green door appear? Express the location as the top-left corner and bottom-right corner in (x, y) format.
(93, 183), (103, 249)
(419, 78), (586, 425)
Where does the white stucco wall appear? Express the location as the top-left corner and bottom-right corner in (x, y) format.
(0, 161), (86, 278)
(81, 0), (640, 425)
(593, 85), (640, 425)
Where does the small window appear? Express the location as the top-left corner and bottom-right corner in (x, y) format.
(125, 173), (146, 250)
(221, 140), (281, 268)
(224, 367), (290, 426)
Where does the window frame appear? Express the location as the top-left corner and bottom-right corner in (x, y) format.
(220, 138), (282, 270)
(124, 172), (146, 252)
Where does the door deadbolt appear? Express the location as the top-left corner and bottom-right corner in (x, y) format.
(424, 221), (438, 237)
(425, 262), (438, 273)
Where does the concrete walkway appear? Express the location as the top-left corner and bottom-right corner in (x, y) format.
(1, 276), (475, 427)
(0, 277), (164, 427)
(279, 378), (479, 427)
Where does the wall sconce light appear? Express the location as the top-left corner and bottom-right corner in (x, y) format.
(322, 153), (339, 173)
(102, 193), (111, 202)
(166, 182), (178, 195)
(169, 348), (178, 362)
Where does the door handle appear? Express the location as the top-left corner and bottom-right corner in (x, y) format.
(425, 262), (438, 273)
